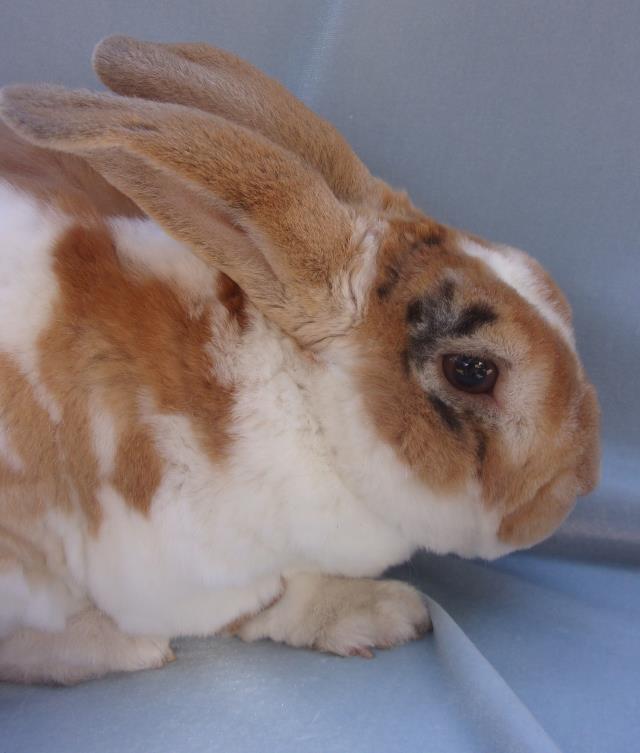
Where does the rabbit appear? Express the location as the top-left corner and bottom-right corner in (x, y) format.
(0, 36), (599, 684)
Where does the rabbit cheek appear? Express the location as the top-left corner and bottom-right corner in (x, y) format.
(574, 384), (600, 496)
(497, 471), (578, 548)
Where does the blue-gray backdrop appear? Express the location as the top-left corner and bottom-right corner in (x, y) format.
(1, 3), (638, 753)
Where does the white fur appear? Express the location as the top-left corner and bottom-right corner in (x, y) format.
(0, 420), (24, 472)
(0, 211), (509, 682)
(0, 565), (80, 638)
(339, 216), (384, 318)
(0, 182), (66, 422)
(110, 216), (215, 303)
(459, 236), (576, 347)
(75, 245), (509, 639)
(313, 359), (509, 560)
(112, 217), (246, 386)
(0, 607), (173, 684)
(45, 509), (88, 600)
(237, 573), (430, 656)
(87, 389), (118, 478)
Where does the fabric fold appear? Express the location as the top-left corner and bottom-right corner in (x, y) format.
(424, 595), (564, 753)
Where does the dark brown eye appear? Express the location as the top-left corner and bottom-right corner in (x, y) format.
(442, 354), (498, 394)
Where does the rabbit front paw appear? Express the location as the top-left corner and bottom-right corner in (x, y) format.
(237, 574), (431, 658)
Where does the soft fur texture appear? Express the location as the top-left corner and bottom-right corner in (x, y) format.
(0, 36), (599, 684)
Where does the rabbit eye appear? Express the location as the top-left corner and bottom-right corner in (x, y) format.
(442, 354), (498, 394)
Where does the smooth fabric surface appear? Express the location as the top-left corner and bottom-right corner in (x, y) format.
(1, 552), (638, 753)
(1, 2), (638, 752)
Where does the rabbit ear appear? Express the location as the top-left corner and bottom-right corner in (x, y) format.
(92, 35), (380, 207)
(0, 84), (359, 345)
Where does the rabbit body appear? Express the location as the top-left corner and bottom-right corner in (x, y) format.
(0, 37), (599, 683)
(0, 181), (443, 681)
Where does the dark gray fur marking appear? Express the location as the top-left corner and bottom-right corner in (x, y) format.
(474, 429), (487, 466)
(428, 394), (462, 432)
(407, 283), (497, 365)
(376, 265), (400, 299)
(451, 304), (497, 338)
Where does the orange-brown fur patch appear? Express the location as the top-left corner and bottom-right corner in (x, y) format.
(1, 220), (238, 536)
(216, 272), (247, 329)
(357, 218), (599, 545)
(464, 231), (574, 329)
(0, 354), (65, 519)
(41, 223), (237, 514)
(110, 424), (163, 516)
(355, 221), (475, 494)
